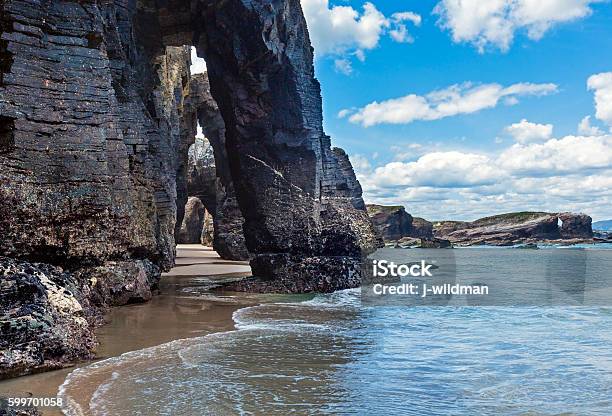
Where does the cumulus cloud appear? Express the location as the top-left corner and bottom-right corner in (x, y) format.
(433, 0), (602, 52)
(578, 115), (604, 136)
(587, 72), (612, 127)
(352, 133), (612, 221)
(301, 0), (420, 69)
(342, 81), (557, 127)
(505, 119), (553, 143)
(498, 134), (612, 175)
(370, 151), (502, 188)
(190, 47), (207, 75)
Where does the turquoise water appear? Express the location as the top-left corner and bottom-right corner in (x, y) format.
(60, 248), (612, 415)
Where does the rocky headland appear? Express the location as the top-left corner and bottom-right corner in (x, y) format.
(433, 212), (595, 246)
(366, 204), (449, 248)
(368, 206), (600, 248)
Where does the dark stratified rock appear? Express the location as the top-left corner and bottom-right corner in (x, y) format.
(77, 261), (161, 307)
(177, 197), (206, 244)
(433, 212), (594, 246)
(193, 0), (381, 291)
(558, 212), (593, 239)
(367, 205), (413, 241)
(367, 205), (434, 242)
(186, 136), (217, 221)
(0, 1), (199, 377)
(0, 258), (96, 379)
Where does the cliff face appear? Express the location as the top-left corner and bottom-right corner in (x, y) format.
(0, 0), (376, 375)
(367, 205), (414, 241)
(0, 0), (201, 376)
(367, 205), (434, 242)
(0, 1), (199, 295)
(433, 212), (593, 245)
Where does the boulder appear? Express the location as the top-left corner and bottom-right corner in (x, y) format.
(412, 217), (434, 239)
(0, 258), (96, 379)
(367, 205), (414, 241)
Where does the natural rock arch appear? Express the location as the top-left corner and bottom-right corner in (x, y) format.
(0, 0), (381, 294)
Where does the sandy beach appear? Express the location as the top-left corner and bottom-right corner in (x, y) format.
(0, 245), (252, 415)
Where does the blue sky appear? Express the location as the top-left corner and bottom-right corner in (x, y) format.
(301, 0), (612, 221)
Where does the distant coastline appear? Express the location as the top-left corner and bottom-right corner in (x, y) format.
(367, 205), (611, 248)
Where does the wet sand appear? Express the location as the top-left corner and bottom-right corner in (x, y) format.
(0, 245), (253, 415)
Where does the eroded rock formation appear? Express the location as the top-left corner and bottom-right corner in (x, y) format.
(367, 205), (434, 242)
(187, 73), (249, 260)
(0, 0), (378, 375)
(177, 197), (206, 244)
(190, 0), (381, 290)
(433, 212), (594, 246)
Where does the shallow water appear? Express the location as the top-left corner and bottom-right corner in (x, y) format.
(59, 248), (612, 415)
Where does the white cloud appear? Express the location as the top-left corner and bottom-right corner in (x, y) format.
(389, 12), (422, 43)
(433, 0), (602, 52)
(578, 115), (604, 136)
(334, 58), (353, 75)
(301, 0), (420, 68)
(345, 81), (557, 127)
(505, 119), (553, 143)
(370, 151), (503, 188)
(190, 47), (207, 75)
(587, 71), (612, 127)
(354, 133), (612, 221)
(498, 134), (612, 175)
(337, 108), (353, 118)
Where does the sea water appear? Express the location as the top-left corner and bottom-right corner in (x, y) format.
(59, 247), (612, 415)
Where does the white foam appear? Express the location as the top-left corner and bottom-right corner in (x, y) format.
(59, 287), (355, 414)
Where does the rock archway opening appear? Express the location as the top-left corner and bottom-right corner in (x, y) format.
(143, 0), (383, 290)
